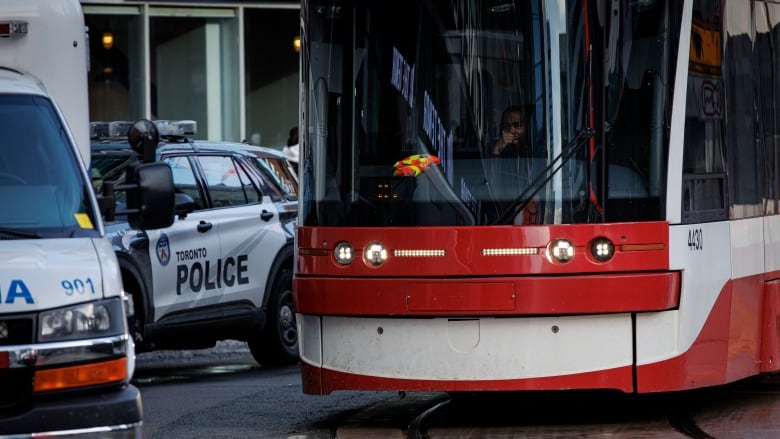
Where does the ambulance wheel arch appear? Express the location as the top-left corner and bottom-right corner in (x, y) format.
(249, 244), (298, 366)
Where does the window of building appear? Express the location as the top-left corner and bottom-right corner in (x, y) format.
(83, 3), (300, 148)
(84, 6), (144, 122)
(150, 7), (239, 141)
(244, 8), (300, 149)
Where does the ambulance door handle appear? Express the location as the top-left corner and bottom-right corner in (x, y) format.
(261, 210), (274, 222)
(197, 221), (213, 233)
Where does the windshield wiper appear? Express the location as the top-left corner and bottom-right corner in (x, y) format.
(0, 227), (43, 239)
(494, 128), (596, 225)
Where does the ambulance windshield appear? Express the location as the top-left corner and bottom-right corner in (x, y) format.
(0, 95), (100, 238)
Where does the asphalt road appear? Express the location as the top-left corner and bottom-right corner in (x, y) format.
(133, 342), (780, 438)
(134, 341), (394, 439)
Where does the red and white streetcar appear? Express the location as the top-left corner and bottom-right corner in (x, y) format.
(294, 0), (780, 394)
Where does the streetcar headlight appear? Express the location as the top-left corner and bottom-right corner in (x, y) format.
(334, 241), (355, 265)
(548, 238), (574, 263)
(590, 237), (615, 262)
(363, 241), (388, 267)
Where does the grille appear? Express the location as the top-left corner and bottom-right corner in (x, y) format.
(0, 369), (33, 416)
(0, 317), (34, 346)
(0, 314), (35, 418)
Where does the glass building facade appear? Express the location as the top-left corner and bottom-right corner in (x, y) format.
(81, 1), (300, 149)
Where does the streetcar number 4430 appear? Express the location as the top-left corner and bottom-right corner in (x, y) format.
(688, 228), (703, 251)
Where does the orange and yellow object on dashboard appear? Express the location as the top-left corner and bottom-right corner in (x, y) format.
(392, 154), (441, 177)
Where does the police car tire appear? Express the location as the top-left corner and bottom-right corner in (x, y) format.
(128, 309), (146, 352)
(120, 265), (149, 352)
(248, 267), (298, 366)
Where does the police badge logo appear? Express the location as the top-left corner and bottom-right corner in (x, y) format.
(156, 233), (171, 266)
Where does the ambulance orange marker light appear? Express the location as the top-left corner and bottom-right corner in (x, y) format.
(33, 358), (128, 392)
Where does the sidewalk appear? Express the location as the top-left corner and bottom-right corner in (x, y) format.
(135, 340), (256, 369)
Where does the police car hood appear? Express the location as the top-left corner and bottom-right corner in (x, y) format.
(0, 237), (121, 312)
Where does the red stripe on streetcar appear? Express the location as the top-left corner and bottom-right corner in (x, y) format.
(302, 273), (780, 395)
(295, 272), (680, 316)
(300, 361), (634, 395)
(762, 279), (780, 373)
(296, 222), (670, 277)
(636, 274), (772, 392)
(407, 282), (515, 312)
(620, 243), (665, 251)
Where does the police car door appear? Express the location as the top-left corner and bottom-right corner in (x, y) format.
(147, 155), (223, 319)
(195, 155), (285, 309)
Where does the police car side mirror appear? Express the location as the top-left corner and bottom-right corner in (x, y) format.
(126, 162), (175, 230)
(128, 119), (160, 163)
(174, 192), (196, 219)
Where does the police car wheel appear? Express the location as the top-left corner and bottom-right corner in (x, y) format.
(129, 311), (147, 351)
(248, 267), (299, 366)
(124, 289), (148, 352)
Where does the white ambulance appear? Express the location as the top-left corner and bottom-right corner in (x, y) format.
(0, 1), (173, 437)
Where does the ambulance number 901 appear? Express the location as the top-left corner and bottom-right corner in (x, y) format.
(62, 278), (96, 296)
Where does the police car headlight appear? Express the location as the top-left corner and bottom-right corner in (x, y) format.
(39, 298), (125, 342)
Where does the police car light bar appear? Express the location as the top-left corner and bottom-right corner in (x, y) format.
(154, 120), (197, 137)
(0, 22), (28, 38)
(91, 120), (198, 140)
(90, 121), (134, 140)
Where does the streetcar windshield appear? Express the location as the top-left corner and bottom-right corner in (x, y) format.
(301, 0), (679, 226)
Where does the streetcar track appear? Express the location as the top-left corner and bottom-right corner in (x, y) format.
(668, 411), (716, 439)
(336, 383), (777, 438)
(407, 397), (450, 439)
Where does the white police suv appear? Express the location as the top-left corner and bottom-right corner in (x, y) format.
(90, 120), (299, 366)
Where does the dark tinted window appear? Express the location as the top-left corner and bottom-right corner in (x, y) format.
(164, 155), (206, 210)
(198, 155), (261, 207)
(682, 0), (728, 222)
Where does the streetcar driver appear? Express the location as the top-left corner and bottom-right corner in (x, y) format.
(492, 105), (530, 158)
(486, 105), (538, 225)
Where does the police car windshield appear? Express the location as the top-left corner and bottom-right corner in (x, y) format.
(0, 95), (100, 238)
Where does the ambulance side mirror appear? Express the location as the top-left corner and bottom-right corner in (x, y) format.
(126, 162), (175, 229)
